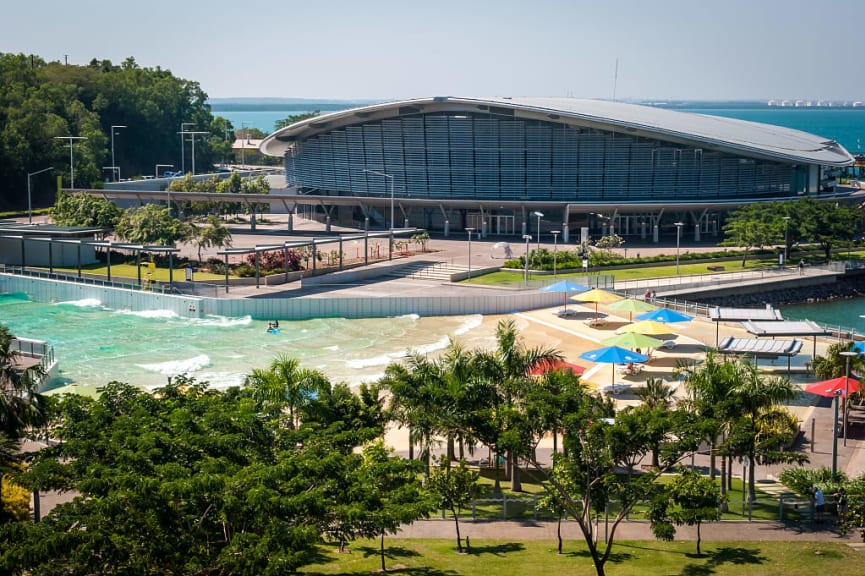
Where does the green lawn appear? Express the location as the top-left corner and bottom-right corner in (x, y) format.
(46, 263), (227, 282)
(300, 538), (862, 575)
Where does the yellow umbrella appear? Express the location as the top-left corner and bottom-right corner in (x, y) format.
(618, 319), (673, 336)
(571, 288), (623, 320)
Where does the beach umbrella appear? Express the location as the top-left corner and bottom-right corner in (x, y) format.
(528, 358), (586, 376)
(540, 280), (590, 312)
(605, 298), (658, 321)
(804, 376), (861, 398)
(618, 319), (674, 336)
(572, 288), (623, 320)
(602, 332), (664, 350)
(852, 342), (865, 355)
(579, 345), (650, 385)
(635, 308), (694, 323)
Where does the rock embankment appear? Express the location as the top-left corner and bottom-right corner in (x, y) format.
(696, 276), (865, 308)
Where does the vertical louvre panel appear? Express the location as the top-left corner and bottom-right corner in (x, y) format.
(332, 131), (351, 192)
(382, 119), (405, 196)
(578, 133), (604, 198)
(552, 126), (578, 198)
(346, 126), (367, 194)
(603, 135), (631, 199)
(676, 149), (699, 198)
(652, 147), (677, 199)
(499, 120), (525, 199)
(425, 116), (450, 196)
(719, 158), (739, 196)
(449, 116), (475, 197)
(318, 134), (335, 191)
(402, 117), (428, 196)
(700, 153), (720, 197)
(526, 123), (551, 198)
(474, 118), (499, 197)
(627, 142), (654, 198)
(737, 159), (755, 196)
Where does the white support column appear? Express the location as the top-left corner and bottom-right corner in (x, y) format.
(653, 224), (659, 243)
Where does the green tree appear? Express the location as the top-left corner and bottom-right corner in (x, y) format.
(360, 441), (431, 571)
(50, 191), (122, 229)
(796, 197), (862, 260)
(649, 466), (725, 555)
(721, 202), (779, 266)
(191, 214), (232, 262)
(427, 456), (480, 553)
(274, 110), (320, 132)
(114, 203), (192, 247)
(246, 354), (329, 430)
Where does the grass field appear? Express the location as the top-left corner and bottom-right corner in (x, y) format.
(47, 263), (226, 282)
(299, 538), (862, 575)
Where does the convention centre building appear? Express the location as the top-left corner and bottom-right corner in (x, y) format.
(259, 97), (855, 243)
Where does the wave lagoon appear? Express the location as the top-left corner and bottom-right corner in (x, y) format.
(0, 293), (497, 395)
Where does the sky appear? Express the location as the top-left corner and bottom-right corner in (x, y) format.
(4, 0), (865, 102)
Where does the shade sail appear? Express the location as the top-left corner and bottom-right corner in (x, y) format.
(540, 280), (590, 311)
(618, 319), (674, 336)
(804, 376), (861, 398)
(528, 358), (586, 376)
(602, 332), (664, 350)
(636, 308), (694, 323)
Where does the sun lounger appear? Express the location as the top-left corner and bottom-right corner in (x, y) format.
(602, 383), (632, 395)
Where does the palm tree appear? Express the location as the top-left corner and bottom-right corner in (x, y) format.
(636, 377), (676, 468)
(726, 361), (803, 503)
(473, 319), (561, 492)
(246, 354), (328, 429)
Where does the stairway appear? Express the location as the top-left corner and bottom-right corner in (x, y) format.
(385, 261), (470, 281)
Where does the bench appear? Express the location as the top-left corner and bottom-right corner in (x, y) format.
(707, 265), (725, 271)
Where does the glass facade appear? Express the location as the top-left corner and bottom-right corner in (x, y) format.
(286, 112), (804, 202)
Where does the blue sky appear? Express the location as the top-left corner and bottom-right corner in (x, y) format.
(5, 0), (864, 101)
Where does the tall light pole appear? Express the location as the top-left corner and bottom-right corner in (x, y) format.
(783, 216), (791, 264)
(523, 234), (532, 287)
(466, 227), (476, 279)
(240, 121), (249, 167)
(110, 125), (126, 181)
(180, 122), (194, 174)
(155, 164), (173, 178)
(533, 211), (544, 256)
(27, 167), (54, 224)
(841, 350), (857, 447)
(178, 130), (209, 176)
(363, 169), (395, 230)
(551, 230), (560, 280)
(54, 136), (88, 189)
(674, 221), (684, 275)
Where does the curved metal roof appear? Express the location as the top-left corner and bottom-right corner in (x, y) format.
(260, 96), (854, 166)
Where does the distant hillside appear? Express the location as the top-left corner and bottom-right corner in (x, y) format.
(208, 98), (378, 112)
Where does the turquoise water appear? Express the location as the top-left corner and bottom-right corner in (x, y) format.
(211, 100), (865, 154)
(782, 298), (865, 334)
(0, 293), (494, 395)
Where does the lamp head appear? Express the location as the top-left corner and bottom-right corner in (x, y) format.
(533, 211), (544, 217)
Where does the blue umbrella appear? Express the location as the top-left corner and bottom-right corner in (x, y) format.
(540, 280), (590, 312)
(852, 342), (865, 355)
(635, 308), (694, 323)
(579, 346), (650, 386)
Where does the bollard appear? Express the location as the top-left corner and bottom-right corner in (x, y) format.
(811, 418), (815, 453)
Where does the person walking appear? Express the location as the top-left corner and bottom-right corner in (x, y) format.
(814, 487), (826, 522)
(835, 487), (848, 525)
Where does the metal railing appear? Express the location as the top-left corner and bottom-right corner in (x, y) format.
(0, 265), (166, 294)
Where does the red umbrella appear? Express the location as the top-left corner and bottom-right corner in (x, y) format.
(804, 376), (861, 397)
(528, 359), (586, 376)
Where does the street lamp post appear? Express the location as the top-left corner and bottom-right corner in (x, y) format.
(841, 350), (857, 447)
(783, 216), (791, 264)
(155, 164), (173, 178)
(54, 136), (88, 189)
(180, 122), (194, 174)
(363, 169), (395, 230)
(466, 227), (476, 279)
(178, 130), (209, 176)
(110, 125), (126, 181)
(674, 221), (685, 275)
(240, 121), (249, 167)
(523, 234), (532, 287)
(27, 167), (54, 224)
(533, 211), (544, 256)
(551, 230), (560, 280)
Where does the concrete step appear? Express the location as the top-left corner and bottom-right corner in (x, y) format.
(385, 262), (469, 281)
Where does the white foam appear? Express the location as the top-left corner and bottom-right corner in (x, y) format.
(56, 298), (102, 308)
(323, 345), (339, 351)
(453, 314), (484, 336)
(119, 309), (179, 320)
(397, 313), (420, 321)
(410, 335), (452, 356)
(192, 315), (253, 328)
(136, 354), (211, 376)
(346, 351), (407, 369)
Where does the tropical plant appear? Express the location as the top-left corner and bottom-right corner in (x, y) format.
(649, 466), (725, 555)
(191, 214), (232, 262)
(427, 456), (480, 553)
